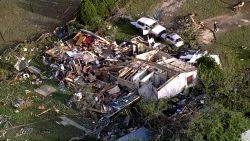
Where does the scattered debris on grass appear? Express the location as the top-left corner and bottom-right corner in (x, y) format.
(11, 98), (32, 110)
(34, 85), (57, 97)
(14, 57), (29, 71)
(0, 115), (12, 129)
(57, 116), (92, 133)
(15, 127), (33, 137)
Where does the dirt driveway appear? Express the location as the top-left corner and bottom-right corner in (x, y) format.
(156, 0), (187, 26)
(0, 0), (80, 45)
(202, 11), (250, 37)
(156, 0), (250, 44)
(197, 2), (250, 44)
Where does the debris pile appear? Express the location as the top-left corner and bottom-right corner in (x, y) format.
(6, 23), (222, 139)
(15, 127), (33, 137)
(178, 49), (221, 65)
(67, 80), (140, 118)
(0, 115), (11, 129)
(11, 98), (32, 110)
(40, 28), (209, 122)
(0, 16), (226, 140)
(44, 29), (148, 119)
(175, 15), (194, 32)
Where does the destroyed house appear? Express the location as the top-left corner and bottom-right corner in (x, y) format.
(46, 29), (127, 66)
(109, 50), (197, 100)
(71, 78), (140, 118)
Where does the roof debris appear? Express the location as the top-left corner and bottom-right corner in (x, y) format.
(7, 21), (220, 139)
(39, 28), (218, 123)
(34, 85), (57, 97)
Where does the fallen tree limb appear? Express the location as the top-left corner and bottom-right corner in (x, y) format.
(36, 108), (51, 117)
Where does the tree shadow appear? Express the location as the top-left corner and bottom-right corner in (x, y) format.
(113, 18), (136, 34)
(219, 0), (234, 6)
(112, 18), (139, 42)
(17, 0), (80, 22)
(219, 0), (238, 9)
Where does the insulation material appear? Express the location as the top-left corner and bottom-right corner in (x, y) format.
(108, 86), (121, 95)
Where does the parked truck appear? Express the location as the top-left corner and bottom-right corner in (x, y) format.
(131, 17), (184, 48)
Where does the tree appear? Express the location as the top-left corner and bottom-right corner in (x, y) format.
(77, 0), (117, 26)
(77, 0), (98, 25)
(186, 103), (249, 141)
(197, 56), (223, 96)
(95, 0), (109, 18)
(138, 99), (170, 118)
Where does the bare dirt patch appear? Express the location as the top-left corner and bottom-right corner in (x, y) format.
(197, 29), (215, 45)
(155, 0), (250, 45)
(156, 0), (187, 27)
(196, 2), (250, 44)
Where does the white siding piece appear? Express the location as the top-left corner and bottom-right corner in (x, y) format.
(132, 69), (148, 86)
(157, 70), (197, 99)
(241, 130), (250, 141)
(140, 72), (154, 85)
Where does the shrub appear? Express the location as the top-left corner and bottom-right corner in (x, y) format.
(186, 103), (249, 141)
(77, 0), (98, 25)
(77, 0), (117, 26)
(197, 56), (223, 94)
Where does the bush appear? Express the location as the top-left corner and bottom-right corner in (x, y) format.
(77, 0), (117, 26)
(197, 56), (223, 94)
(138, 99), (170, 118)
(186, 103), (249, 141)
(77, 0), (98, 25)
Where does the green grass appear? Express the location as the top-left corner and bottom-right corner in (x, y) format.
(5, 118), (85, 141)
(207, 26), (250, 112)
(0, 79), (89, 140)
(0, 0), (80, 44)
(125, 0), (162, 18)
(0, 34), (92, 140)
(181, 0), (237, 20)
(0, 80), (73, 122)
(99, 0), (162, 41)
(104, 19), (138, 42)
(209, 26), (250, 70)
(181, 0), (250, 71)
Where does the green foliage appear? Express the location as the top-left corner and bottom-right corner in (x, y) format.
(138, 99), (170, 118)
(103, 18), (138, 41)
(197, 56), (223, 92)
(181, 0), (235, 20)
(117, 0), (130, 7)
(204, 26), (250, 111)
(125, 0), (162, 18)
(77, 0), (98, 25)
(77, 0), (117, 26)
(186, 103), (249, 141)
